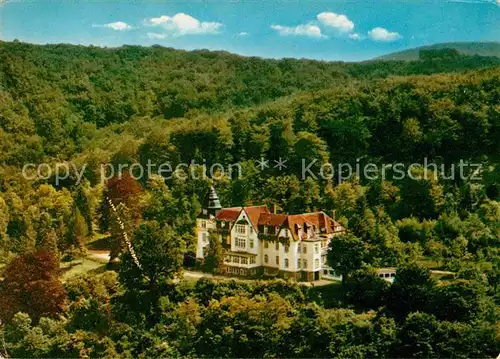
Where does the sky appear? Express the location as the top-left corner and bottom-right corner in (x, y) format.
(0, 0), (499, 61)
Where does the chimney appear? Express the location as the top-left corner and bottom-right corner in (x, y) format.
(331, 210), (336, 221)
(272, 203), (277, 214)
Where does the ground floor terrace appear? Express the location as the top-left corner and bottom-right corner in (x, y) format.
(223, 264), (326, 282)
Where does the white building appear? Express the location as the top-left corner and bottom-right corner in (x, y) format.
(196, 186), (346, 281)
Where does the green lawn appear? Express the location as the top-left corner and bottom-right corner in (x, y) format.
(60, 257), (108, 281)
(418, 256), (443, 270)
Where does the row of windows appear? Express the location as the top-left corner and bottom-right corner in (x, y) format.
(203, 219), (340, 237)
(379, 273), (396, 279)
(263, 241), (288, 252)
(235, 237), (255, 249)
(261, 226), (290, 236)
(262, 256), (321, 269)
(227, 267), (257, 276)
(224, 255), (256, 265)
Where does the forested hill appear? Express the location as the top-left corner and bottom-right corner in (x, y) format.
(1, 40), (500, 129)
(2, 41), (500, 359)
(376, 42), (500, 61)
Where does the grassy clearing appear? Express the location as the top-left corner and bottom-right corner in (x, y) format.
(60, 257), (108, 282)
(418, 256), (443, 270)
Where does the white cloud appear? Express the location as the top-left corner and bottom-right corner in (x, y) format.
(147, 32), (168, 39)
(238, 32), (249, 36)
(145, 13), (223, 36)
(317, 12), (355, 33)
(100, 21), (134, 31)
(271, 24), (326, 39)
(368, 27), (401, 42)
(349, 33), (362, 40)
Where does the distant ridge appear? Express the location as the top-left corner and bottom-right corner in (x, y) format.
(376, 42), (500, 61)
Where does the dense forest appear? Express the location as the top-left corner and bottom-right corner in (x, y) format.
(0, 41), (500, 358)
(377, 41), (500, 61)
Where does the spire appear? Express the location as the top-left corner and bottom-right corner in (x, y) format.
(201, 185), (222, 217)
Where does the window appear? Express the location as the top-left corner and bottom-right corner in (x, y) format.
(264, 255), (269, 264)
(236, 237), (246, 249)
(275, 242), (279, 250)
(224, 256), (230, 263)
(250, 226), (253, 234)
(240, 268), (245, 275)
(250, 238), (254, 249)
(315, 244), (320, 254)
(235, 224), (246, 235)
(202, 232), (208, 243)
(302, 246), (307, 254)
(233, 256), (239, 263)
(263, 226), (268, 235)
(201, 220), (207, 228)
(284, 245), (289, 253)
(303, 259), (308, 268)
(285, 259), (289, 268)
(276, 256), (280, 265)
(297, 259), (301, 269)
(264, 241), (269, 249)
(250, 257), (256, 264)
(315, 259), (320, 268)
(241, 257), (248, 265)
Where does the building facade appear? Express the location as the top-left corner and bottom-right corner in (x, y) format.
(196, 187), (346, 282)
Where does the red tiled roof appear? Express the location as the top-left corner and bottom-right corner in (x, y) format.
(258, 213), (288, 227)
(215, 207), (242, 222)
(286, 212), (345, 241)
(243, 205), (270, 229)
(214, 205), (345, 241)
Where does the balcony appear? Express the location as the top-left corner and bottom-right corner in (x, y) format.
(258, 234), (275, 241)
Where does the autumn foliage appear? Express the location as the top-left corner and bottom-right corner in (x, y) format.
(106, 170), (143, 208)
(0, 250), (67, 323)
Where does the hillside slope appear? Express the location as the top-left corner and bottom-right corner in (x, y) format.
(376, 42), (500, 61)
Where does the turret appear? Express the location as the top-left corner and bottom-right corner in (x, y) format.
(200, 185), (222, 217)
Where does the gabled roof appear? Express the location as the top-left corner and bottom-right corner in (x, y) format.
(206, 201), (345, 242)
(243, 205), (271, 229)
(265, 211), (345, 241)
(214, 207), (242, 222)
(258, 213), (288, 227)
